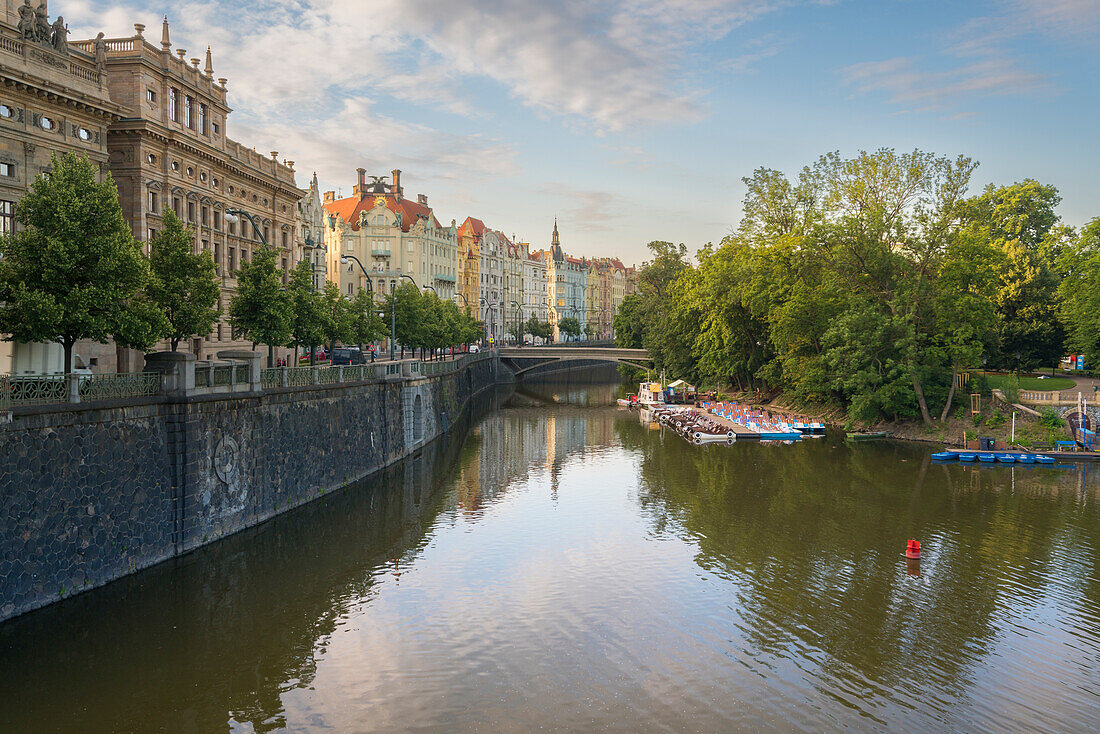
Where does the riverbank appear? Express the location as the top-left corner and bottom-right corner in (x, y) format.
(726, 391), (1062, 448)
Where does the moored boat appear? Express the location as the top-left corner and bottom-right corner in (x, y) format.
(846, 431), (888, 441)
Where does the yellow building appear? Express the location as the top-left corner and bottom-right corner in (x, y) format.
(457, 216), (484, 315)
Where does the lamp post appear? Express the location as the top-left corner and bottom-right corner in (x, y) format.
(510, 300), (521, 346)
(224, 208), (276, 367)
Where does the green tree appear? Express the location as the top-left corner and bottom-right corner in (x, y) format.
(319, 282), (353, 356)
(558, 316), (581, 340)
(287, 260), (327, 365)
(1058, 218), (1100, 359)
(0, 152), (162, 371)
(383, 281), (424, 358)
(613, 294), (646, 348)
(228, 245), (291, 367)
(147, 208), (219, 351)
(348, 287), (385, 353)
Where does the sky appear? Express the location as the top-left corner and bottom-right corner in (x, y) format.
(63, 0), (1100, 266)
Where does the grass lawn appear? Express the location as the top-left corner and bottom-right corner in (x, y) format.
(983, 373), (1076, 391)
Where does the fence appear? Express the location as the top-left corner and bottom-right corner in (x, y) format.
(1, 372), (162, 410)
(2, 351), (495, 410)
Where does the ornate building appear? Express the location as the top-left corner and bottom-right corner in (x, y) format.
(323, 167), (458, 301)
(524, 249), (548, 331)
(457, 216), (484, 314)
(72, 17), (303, 367)
(0, 0), (126, 374)
(296, 172), (325, 290)
(479, 229), (509, 343)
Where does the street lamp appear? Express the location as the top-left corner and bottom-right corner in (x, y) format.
(510, 300), (521, 346)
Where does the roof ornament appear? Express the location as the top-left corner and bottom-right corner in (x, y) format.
(204, 46), (214, 77)
(161, 15), (171, 50)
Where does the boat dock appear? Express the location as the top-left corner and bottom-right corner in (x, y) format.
(942, 448), (1100, 463)
(698, 409), (763, 440)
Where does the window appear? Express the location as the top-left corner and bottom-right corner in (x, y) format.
(281, 258), (288, 284)
(186, 166), (193, 177)
(184, 96), (192, 128)
(0, 163), (13, 177)
(146, 153), (156, 164)
(169, 88), (178, 121)
(202, 239), (209, 251)
(211, 177), (218, 188)
(39, 116), (54, 130)
(0, 105), (11, 119)
(213, 210), (221, 230)
(347, 282), (353, 295)
(212, 122), (219, 135)
(228, 219), (236, 235)
(281, 231), (287, 247)
(0, 200), (14, 235)
(229, 247), (237, 272)
(187, 201), (195, 222)
(214, 242), (221, 264)
(227, 184), (234, 194)
(171, 160), (179, 171)
(199, 172), (207, 182)
(263, 226), (269, 242)
(201, 206), (209, 226)
(172, 197), (181, 216)
(146, 89), (157, 103)
(147, 228), (156, 240)
(198, 104), (207, 134)
(148, 191), (158, 211)
(77, 128), (91, 141)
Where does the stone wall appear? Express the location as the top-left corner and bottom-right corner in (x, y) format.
(0, 354), (500, 623)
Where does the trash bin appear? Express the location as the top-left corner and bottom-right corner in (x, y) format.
(980, 437), (995, 450)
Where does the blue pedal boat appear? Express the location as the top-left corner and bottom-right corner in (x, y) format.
(931, 451), (956, 461)
(1035, 455), (1055, 465)
(1016, 454), (1036, 464)
(997, 453), (1017, 463)
(958, 453), (977, 462)
(978, 453), (997, 463)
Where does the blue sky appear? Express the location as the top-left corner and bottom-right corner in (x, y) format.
(67, 0), (1099, 265)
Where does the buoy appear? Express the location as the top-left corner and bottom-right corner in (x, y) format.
(905, 539), (921, 559)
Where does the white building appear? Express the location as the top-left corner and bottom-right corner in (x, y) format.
(296, 172), (326, 290)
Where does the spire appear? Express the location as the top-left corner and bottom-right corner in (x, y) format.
(161, 16), (170, 50)
(552, 217), (559, 246)
(204, 46), (213, 77)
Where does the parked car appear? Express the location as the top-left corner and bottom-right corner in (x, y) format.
(331, 347), (366, 365)
(299, 347), (327, 362)
(469, 344), (480, 353)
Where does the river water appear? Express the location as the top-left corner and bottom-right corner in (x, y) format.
(3, 379), (1100, 732)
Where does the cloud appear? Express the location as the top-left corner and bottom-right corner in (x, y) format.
(537, 183), (630, 234)
(841, 56), (1046, 108)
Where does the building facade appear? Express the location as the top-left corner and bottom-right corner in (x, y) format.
(0, 0), (126, 374)
(456, 216), (484, 315)
(524, 250), (547, 329)
(323, 167), (458, 301)
(296, 171), (325, 290)
(479, 229), (508, 343)
(74, 17), (303, 367)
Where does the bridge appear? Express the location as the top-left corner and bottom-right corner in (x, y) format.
(498, 346), (653, 376)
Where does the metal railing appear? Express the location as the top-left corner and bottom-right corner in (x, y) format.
(79, 372), (160, 402)
(1, 372), (163, 410)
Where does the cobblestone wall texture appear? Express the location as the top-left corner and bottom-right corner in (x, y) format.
(0, 356), (500, 623)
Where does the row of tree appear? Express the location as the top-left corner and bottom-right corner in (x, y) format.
(615, 148), (1098, 425)
(0, 152), (483, 370)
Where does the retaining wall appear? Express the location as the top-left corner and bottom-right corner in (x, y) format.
(0, 355), (500, 623)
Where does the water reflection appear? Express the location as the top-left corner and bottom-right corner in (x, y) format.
(2, 383), (1099, 732)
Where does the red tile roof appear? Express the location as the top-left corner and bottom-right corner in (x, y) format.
(323, 194), (441, 233)
(457, 216), (486, 239)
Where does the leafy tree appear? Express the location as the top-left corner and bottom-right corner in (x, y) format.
(348, 288), (385, 353)
(1058, 218), (1100, 359)
(287, 260), (327, 365)
(319, 282), (353, 356)
(558, 316), (581, 341)
(228, 245), (291, 367)
(0, 152), (162, 372)
(583, 323), (595, 340)
(382, 281), (424, 358)
(147, 208), (219, 351)
(613, 294), (646, 348)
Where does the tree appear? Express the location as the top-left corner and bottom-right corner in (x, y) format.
(348, 288), (384, 353)
(583, 323), (595, 340)
(613, 294), (646, 348)
(383, 281), (423, 358)
(1058, 218), (1100, 359)
(287, 260), (327, 365)
(558, 316), (581, 341)
(319, 282), (353, 357)
(147, 208), (219, 351)
(228, 244), (291, 367)
(0, 152), (162, 372)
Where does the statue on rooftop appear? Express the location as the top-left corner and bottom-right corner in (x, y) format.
(50, 16), (68, 54)
(34, 2), (50, 44)
(17, 0), (36, 41)
(93, 32), (107, 71)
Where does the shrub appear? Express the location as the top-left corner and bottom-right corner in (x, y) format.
(1001, 374), (1021, 404)
(1038, 408), (1066, 430)
(985, 410), (1006, 428)
(964, 429), (976, 441)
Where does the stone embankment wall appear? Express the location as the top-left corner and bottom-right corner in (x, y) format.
(0, 355), (501, 623)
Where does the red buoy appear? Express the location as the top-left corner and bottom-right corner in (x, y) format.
(905, 539), (921, 559)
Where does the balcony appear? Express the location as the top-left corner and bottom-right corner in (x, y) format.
(371, 249), (391, 257)
(434, 273), (457, 283)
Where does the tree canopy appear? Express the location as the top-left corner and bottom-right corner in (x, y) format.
(148, 208), (219, 351)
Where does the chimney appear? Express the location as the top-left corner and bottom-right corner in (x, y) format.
(323, 191), (336, 203)
(417, 193), (427, 206)
(354, 167), (367, 200)
(391, 169), (402, 199)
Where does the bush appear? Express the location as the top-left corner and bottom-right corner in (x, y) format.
(1038, 408), (1066, 430)
(1001, 374), (1021, 404)
(985, 410), (1006, 428)
(964, 429), (976, 441)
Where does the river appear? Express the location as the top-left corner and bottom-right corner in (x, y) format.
(3, 379), (1100, 732)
